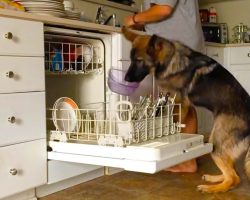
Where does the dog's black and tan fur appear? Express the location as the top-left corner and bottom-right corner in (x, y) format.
(122, 27), (250, 193)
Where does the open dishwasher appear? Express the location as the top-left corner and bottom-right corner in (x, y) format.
(44, 26), (212, 174)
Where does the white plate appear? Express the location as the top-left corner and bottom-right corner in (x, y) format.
(14, 0), (63, 2)
(27, 11), (65, 17)
(26, 8), (65, 12)
(52, 97), (81, 133)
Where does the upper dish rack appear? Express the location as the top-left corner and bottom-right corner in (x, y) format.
(44, 34), (104, 74)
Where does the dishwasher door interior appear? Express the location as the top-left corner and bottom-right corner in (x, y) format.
(48, 134), (212, 173)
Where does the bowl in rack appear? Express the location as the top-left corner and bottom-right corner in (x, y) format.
(108, 67), (139, 96)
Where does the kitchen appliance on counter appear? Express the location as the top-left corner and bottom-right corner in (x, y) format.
(232, 23), (249, 43)
(202, 23), (228, 44)
(44, 26), (212, 174)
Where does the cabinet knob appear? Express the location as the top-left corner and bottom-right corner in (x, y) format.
(6, 71), (14, 78)
(9, 168), (18, 176)
(248, 53), (250, 57)
(4, 32), (13, 40)
(8, 116), (16, 123)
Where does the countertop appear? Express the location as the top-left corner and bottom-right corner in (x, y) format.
(205, 41), (250, 47)
(0, 9), (121, 33)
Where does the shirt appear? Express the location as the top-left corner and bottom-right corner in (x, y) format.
(144, 0), (205, 53)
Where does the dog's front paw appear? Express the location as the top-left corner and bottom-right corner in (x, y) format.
(197, 184), (212, 193)
(197, 183), (233, 193)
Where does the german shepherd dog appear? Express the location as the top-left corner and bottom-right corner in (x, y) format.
(122, 27), (250, 193)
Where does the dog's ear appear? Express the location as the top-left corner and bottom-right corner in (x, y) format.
(122, 26), (138, 42)
(147, 34), (164, 57)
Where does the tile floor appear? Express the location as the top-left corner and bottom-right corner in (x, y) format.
(39, 156), (250, 200)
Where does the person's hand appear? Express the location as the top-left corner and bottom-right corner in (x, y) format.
(124, 15), (135, 27)
(123, 15), (145, 31)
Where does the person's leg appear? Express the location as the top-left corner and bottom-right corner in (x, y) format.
(165, 106), (198, 173)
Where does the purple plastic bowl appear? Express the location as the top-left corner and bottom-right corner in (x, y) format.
(109, 68), (139, 87)
(108, 75), (139, 96)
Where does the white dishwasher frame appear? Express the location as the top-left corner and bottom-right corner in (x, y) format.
(44, 26), (213, 174)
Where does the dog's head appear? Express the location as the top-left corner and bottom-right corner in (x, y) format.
(122, 26), (176, 83)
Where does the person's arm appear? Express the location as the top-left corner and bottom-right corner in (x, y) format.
(124, 4), (173, 27)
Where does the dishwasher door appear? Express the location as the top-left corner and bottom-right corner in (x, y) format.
(48, 134), (212, 173)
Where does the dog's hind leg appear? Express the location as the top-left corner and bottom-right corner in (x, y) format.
(197, 153), (240, 193)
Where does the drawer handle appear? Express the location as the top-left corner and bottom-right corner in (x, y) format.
(6, 71), (15, 78)
(4, 32), (13, 40)
(9, 168), (18, 176)
(8, 116), (16, 124)
(248, 53), (250, 57)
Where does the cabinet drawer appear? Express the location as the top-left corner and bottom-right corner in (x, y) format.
(0, 56), (45, 93)
(0, 92), (46, 146)
(206, 46), (225, 65)
(0, 139), (47, 199)
(0, 17), (43, 56)
(230, 47), (250, 64)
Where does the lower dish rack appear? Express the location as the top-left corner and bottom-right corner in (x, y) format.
(47, 99), (184, 147)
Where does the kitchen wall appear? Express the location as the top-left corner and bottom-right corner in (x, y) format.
(71, 0), (249, 43)
(199, 0), (250, 42)
(70, 0), (139, 26)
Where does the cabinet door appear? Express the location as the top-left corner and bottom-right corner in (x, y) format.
(0, 92), (46, 146)
(229, 64), (250, 95)
(0, 139), (47, 199)
(0, 17), (44, 56)
(230, 47), (250, 65)
(206, 46), (226, 66)
(0, 56), (45, 93)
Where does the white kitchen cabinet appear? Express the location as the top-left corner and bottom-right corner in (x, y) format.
(0, 140), (47, 199)
(198, 43), (250, 134)
(0, 92), (46, 147)
(230, 46), (250, 65)
(229, 64), (250, 94)
(0, 17), (44, 56)
(206, 46), (228, 66)
(0, 57), (45, 93)
(206, 44), (250, 94)
(0, 17), (46, 199)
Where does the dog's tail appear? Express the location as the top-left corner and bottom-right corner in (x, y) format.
(245, 146), (250, 180)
